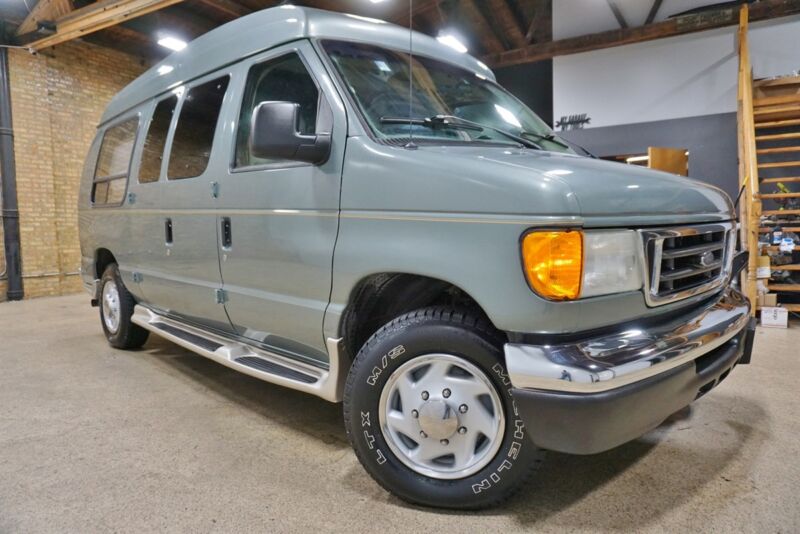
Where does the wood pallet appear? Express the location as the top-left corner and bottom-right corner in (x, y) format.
(738, 4), (800, 319)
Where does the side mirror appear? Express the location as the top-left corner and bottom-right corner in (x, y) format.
(249, 101), (331, 165)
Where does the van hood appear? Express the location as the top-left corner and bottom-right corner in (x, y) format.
(344, 139), (735, 226)
(458, 147), (734, 221)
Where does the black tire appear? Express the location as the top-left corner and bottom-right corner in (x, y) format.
(343, 307), (545, 510)
(99, 264), (149, 350)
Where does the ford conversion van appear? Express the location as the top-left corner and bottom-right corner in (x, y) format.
(80, 6), (755, 509)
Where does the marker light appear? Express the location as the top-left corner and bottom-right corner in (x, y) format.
(522, 231), (583, 300)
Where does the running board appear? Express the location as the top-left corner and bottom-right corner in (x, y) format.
(132, 305), (346, 402)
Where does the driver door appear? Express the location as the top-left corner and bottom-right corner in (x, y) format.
(216, 41), (346, 363)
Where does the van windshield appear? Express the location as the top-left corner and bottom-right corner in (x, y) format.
(322, 40), (571, 152)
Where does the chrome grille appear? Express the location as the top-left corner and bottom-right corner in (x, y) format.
(640, 223), (735, 306)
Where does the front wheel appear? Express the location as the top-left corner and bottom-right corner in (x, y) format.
(343, 308), (544, 509)
(99, 264), (149, 350)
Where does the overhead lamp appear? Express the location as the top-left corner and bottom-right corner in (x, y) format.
(436, 32), (468, 53)
(158, 36), (187, 52)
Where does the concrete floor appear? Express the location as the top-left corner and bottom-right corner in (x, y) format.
(0, 294), (798, 533)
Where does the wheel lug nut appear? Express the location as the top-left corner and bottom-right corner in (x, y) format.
(421, 391), (429, 400)
(458, 426), (467, 434)
(442, 388), (451, 398)
(440, 439), (449, 445)
(411, 409), (419, 418)
(420, 431), (428, 439)
(459, 404), (468, 413)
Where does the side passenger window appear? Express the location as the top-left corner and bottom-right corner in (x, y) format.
(139, 96), (177, 183)
(92, 117), (138, 206)
(168, 76), (230, 180)
(235, 53), (320, 168)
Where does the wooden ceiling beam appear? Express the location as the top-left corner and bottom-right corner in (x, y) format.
(388, 0), (444, 25)
(26, 0), (187, 51)
(485, 0), (800, 68)
(525, 0), (552, 44)
(192, 0), (251, 20)
(16, 0), (74, 35)
(487, 0), (527, 49)
(460, 0), (505, 54)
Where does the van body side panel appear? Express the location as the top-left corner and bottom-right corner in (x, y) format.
(216, 41), (347, 362)
(323, 137), (731, 340)
(137, 71), (236, 333)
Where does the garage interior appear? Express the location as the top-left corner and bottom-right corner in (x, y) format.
(1, 0), (799, 531)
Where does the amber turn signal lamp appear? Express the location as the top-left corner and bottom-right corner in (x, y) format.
(521, 230), (583, 300)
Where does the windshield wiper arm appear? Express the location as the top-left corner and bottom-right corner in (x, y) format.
(429, 115), (542, 149)
(379, 115), (542, 149)
(520, 131), (570, 149)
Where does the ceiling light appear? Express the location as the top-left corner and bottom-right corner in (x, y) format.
(158, 36), (187, 51)
(436, 33), (468, 53)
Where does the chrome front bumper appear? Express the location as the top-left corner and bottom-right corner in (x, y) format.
(505, 287), (750, 394)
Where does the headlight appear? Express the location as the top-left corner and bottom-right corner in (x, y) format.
(521, 230), (642, 300)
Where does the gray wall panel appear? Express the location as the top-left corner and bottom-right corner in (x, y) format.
(559, 112), (739, 200)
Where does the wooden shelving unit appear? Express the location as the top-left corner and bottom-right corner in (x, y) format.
(737, 4), (800, 317)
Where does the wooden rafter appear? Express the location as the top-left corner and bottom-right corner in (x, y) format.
(645, 0), (664, 25)
(192, 0), (251, 20)
(16, 0), (74, 35)
(525, 0), (552, 44)
(485, 0), (800, 67)
(606, 0), (628, 29)
(487, 0), (526, 49)
(26, 0), (187, 51)
(460, 0), (504, 54)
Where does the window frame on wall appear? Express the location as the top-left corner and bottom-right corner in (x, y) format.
(91, 115), (140, 208)
(231, 49), (326, 173)
(167, 75), (231, 181)
(137, 95), (179, 184)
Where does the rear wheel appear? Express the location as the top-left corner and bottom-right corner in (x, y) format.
(343, 307), (544, 509)
(99, 264), (149, 350)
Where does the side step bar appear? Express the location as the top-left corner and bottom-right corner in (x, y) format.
(132, 305), (347, 402)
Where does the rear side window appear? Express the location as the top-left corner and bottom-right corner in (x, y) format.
(235, 53), (319, 168)
(139, 96), (177, 183)
(92, 117), (138, 206)
(168, 77), (230, 180)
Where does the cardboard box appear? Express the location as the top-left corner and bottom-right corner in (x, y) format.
(756, 256), (771, 279)
(761, 306), (788, 328)
(763, 293), (778, 307)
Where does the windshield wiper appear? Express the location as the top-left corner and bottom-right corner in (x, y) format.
(520, 131), (570, 149)
(379, 114), (543, 150)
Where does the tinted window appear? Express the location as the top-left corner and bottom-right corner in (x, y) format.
(168, 77), (230, 180)
(139, 96), (177, 183)
(92, 117), (138, 206)
(235, 53), (319, 168)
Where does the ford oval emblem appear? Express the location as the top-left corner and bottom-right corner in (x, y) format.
(699, 251), (716, 266)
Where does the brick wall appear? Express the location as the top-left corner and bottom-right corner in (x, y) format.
(0, 41), (149, 301)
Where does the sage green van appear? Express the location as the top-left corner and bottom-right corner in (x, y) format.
(79, 6), (755, 509)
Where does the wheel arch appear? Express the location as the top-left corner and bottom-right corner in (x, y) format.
(338, 272), (503, 361)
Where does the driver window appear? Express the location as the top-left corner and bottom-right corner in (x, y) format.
(235, 53), (320, 168)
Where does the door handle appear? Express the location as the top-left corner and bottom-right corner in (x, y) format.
(165, 218), (173, 245)
(221, 217), (232, 249)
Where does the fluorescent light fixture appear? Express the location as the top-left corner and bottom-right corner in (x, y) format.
(158, 36), (187, 51)
(157, 65), (174, 75)
(437, 33), (468, 53)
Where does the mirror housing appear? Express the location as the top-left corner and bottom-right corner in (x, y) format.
(249, 101), (331, 165)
